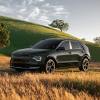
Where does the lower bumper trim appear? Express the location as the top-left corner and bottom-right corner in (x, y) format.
(10, 66), (40, 70)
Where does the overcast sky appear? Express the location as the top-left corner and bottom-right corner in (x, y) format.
(0, 0), (100, 42)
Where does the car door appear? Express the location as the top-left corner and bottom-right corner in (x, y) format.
(56, 40), (72, 64)
(70, 40), (85, 62)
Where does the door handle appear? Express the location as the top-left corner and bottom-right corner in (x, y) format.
(65, 50), (71, 54)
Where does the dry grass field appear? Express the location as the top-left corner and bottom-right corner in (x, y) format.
(0, 56), (100, 100)
(0, 56), (10, 67)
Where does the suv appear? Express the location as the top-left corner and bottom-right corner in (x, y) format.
(10, 38), (90, 73)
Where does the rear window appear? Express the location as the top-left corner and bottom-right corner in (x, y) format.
(71, 41), (82, 49)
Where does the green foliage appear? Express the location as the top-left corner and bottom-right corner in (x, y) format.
(94, 37), (100, 46)
(49, 19), (69, 32)
(0, 23), (10, 48)
(87, 44), (100, 61)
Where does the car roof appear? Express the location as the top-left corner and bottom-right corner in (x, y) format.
(45, 38), (79, 42)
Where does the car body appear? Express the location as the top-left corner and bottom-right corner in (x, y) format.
(10, 38), (91, 73)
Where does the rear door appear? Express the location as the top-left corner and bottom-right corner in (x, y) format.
(56, 40), (72, 63)
(70, 40), (85, 62)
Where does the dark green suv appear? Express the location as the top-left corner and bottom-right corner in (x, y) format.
(10, 38), (90, 73)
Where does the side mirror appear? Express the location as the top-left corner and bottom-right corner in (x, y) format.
(56, 47), (65, 51)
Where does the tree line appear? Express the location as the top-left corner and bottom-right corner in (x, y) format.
(0, 23), (10, 48)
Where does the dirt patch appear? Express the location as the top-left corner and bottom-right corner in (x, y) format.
(90, 62), (100, 68)
(0, 56), (10, 67)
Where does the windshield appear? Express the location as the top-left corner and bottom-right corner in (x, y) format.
(32, 39), (62, 49)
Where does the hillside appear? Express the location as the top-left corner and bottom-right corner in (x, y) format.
(0, 16), (100, 61)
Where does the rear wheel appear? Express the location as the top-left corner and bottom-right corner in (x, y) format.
(45, 59), (56, 73)
(79, 58), (89, 71)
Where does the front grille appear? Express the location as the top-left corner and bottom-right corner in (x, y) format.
(11, 57), (39, 68)
(12, 63), (32, 68)
(11, 57), (29, 66)
(13, 58), (29, 63)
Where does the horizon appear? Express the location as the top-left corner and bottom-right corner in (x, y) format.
(0, 0), (100, 42)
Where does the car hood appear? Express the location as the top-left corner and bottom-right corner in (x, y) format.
(12, 48), (50, 57)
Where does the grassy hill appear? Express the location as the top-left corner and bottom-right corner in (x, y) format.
(0, 16), (100, 61)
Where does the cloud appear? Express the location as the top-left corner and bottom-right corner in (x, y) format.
(0, 5), (12, 13)
(0, 0), (69, 25)
(40, 3), (69, 23)
(44, 3), (50, 7)
(55, 6), (64, 12)
(37, 0), (45, 2)
(19, 8), (27, 13)
(17, 15), (25, 20)
(28, 7), (40, 18)
(39, 15), (50, 23)
(28, 0), (33, 5)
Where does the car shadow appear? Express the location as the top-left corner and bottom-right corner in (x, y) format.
(0, 66), (100, 76)
(0, 68), (40, 76)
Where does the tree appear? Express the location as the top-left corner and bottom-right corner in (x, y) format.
(94, 37), (100, 46)
(49, 19), (69, 32)
(81, 38), (86, 41)
(0, 23), (10, 48)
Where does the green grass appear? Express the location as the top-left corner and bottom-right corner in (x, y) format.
(0, 16), (100, 61)
(87, 44), (100, 61)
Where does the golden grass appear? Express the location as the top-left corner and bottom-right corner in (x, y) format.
(0, 56), (10, 67)
(0, 72), (99, 100)
(0, 56), (100, 100)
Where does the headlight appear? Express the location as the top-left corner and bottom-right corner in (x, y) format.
(32, 56), (42, 61)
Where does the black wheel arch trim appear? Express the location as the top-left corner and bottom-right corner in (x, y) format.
(82, 54), (90, 61)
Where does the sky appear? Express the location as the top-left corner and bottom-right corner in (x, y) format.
(0, 0), (100, 42)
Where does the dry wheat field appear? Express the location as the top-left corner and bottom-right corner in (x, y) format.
(0, 71), (99, 100)
(0, 56), (100, 100)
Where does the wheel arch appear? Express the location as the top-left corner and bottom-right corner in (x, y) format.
(82, 54), (90, 61)
(79, 54), (89, 71)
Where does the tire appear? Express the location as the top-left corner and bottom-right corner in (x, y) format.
(44, 59), (56, 73)
(79, 58), (89, 71)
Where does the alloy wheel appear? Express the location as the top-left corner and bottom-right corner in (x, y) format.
(45, 59), (55, 73)
(82, 58), (89, 71)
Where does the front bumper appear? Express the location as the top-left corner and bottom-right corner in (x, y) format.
(10, 57), (43, 70)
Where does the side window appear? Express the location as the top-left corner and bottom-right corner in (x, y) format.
(59, 41), (70, 50)
(71, 41), (82, 49)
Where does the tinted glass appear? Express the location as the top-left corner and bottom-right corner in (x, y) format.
(32, 39), (62, 49)
(71, 41), (82, 49)
(59, 41), (70, 50)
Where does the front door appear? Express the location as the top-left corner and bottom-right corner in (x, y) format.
(56, 40), (71, 64)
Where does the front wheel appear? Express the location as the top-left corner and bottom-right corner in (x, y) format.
(79, 58), (89, 71)
(45, 59), (56, 73)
